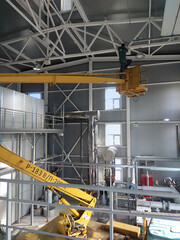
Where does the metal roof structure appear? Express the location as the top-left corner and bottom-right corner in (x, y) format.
(0, 0), (180, 73)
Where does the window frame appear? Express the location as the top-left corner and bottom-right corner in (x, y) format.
(105, 123), (122, 147)
(115, 158), (123, 182)
(105, 87), (121, 110)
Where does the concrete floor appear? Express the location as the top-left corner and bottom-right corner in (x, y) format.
(12, 206), (60, 239)
(11, 201), (136, 239)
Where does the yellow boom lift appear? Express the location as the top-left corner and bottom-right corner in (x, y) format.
(0, 66), (148, 97)
(0, 145), (96, 239)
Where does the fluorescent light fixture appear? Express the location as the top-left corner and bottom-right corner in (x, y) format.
(44, 59), (51, 65)
(33, 63), (41, 71)
(136, 52), (145, 59)
(164, 118), (170, 122)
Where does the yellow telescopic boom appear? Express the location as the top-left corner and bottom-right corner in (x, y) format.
(0, 66), (148, 97)
(0, 145), (97, 238)
(0, 145), (93, 204)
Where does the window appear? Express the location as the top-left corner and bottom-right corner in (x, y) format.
(28, 92), (41, 99)
(105, 87), (121, 110)
(61, 0), (72, 11)
(105, 124), (121, 146)
(115, 158), (123, 181)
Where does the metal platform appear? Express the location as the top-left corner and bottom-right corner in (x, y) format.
(0, 128), (63, 135)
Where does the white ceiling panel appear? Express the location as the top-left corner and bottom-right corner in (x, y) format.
(173, 10), (180, 34)
(161, 0), (180, 36)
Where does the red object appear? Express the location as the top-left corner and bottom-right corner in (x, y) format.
(141, 173), (153, 186)
(141, 173), (153, 200)
(105, 177), (115, 182)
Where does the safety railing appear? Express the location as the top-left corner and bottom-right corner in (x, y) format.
(44, 114), (63, 129)
(0, 107), (44, 129)
(0, 107), (64, 130)
(1, 164), (180, 240)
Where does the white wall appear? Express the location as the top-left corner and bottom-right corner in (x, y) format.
(0, 87), (45, 224)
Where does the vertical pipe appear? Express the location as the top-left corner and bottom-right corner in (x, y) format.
(30, 133), (35, 225)
(6, 182), (12, 240)
(23, 94), (25, 129)
(109, 190), (114, 240)
(126, 97), (131, 179)
(88, 68), (94, 182)
(80, 120), (83, 183)
(18, 134), (22, 223)
(44, 83), (48, 113)
(45, 132), (48, 171)
(15, 134), (21, 224)
(61, 105), (65, 179)
(94, 118), (98, 185)
(135, 161), (138, 188)
(36, 100), (37, 129)
(21, 132), (25, 217)
(89, 59), (93, 111)
(89, 117), (95, 185)
(88, 120), (92, 185)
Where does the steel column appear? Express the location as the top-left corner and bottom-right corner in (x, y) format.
(30, 133), (36, 225)
(6, 182), (12, 240)
(126, 97), (131, 179)
(89, 60), (93, 111)
(109, 191), (114, 240)
(44, 83), (48, 113)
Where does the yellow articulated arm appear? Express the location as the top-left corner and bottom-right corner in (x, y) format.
(0, 145), (96, 238)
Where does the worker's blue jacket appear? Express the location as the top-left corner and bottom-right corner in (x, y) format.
(118, 47), (128, 63)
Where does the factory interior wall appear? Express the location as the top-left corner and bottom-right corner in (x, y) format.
(131, 63), (180, 185)
(0, 87), (44, 225)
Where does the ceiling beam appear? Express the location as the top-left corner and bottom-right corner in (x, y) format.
(39, 17), (162, 35)
(0, 17), (162, 47)
(0, 49), (116, 67)
(1, 48), (180, 70)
